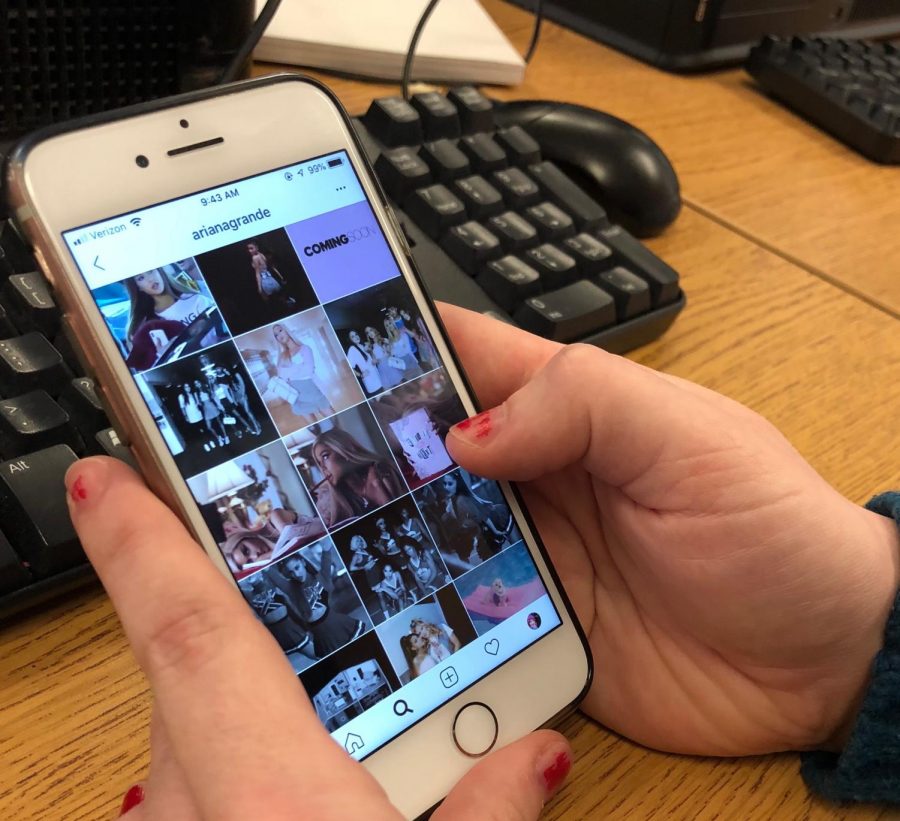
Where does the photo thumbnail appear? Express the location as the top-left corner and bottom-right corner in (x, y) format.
(412, 467), (523, 578)
(194, 227), (318, 336)
(233, 307), (364, 436)
(92, 258), (229, 373)
(454, 541), (547, 637)
(323, 277), (441, 397)
(285, 199), (399, 304)
(330, 496), (452, 627)
(238, 537), (372, 674)
(370, 368), (465, 490)
(375, 585), (476, 684)
(138, 341), (276, 476)
(282, 403), (406, 529)
(186, 440), (325, 579)
(299, 631), (401, 732)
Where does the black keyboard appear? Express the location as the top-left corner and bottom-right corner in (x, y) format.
(353, 87), (684, 350)
(0, 86), (685, 618)
(0, 219), (138, 617)
(746, 35), (900, 164)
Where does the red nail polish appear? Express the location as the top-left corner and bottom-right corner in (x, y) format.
(542, 751), (571, 794)
(473, 411), (492, 438)
(459, 410), (490, 431)
(69, 475), (88, 503)
(119, 784), (145, 816)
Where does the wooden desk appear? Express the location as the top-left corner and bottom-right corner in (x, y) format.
(2, 8), (900, 820)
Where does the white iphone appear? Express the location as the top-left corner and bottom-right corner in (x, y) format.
(6, 74), (591, 818)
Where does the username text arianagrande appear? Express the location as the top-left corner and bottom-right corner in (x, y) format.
(191, 207), (272, 241)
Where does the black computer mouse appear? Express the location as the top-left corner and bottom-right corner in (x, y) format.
(494, 100), (681, 238)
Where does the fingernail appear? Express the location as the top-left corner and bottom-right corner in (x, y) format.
(119, 784), (145, 816)
(452, 407), (504, 444)
(68, 474), (88, 503)
(64, 459), (107, 506)
(539, 748), (572, 796)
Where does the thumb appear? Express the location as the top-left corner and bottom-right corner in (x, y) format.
(448, 343), (725, 493)
(433, 730), (572, 821)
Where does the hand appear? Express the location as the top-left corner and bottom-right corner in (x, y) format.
(440, 303), (899, 756)
(65, 458), (572, 819)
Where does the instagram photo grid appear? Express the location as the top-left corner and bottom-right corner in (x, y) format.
(90, 197), (551, 727)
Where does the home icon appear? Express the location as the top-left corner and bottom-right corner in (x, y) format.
(344, 733), (365, 754)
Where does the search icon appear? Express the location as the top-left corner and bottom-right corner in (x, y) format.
(393, 699), (414, 717)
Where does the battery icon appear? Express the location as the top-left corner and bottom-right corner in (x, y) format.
(328, 157), (344, 168)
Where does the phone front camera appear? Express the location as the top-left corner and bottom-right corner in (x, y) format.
(135, 155), (150, 168)
(179, 119), (189, 129)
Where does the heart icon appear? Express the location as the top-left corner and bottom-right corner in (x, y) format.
(484, 638), (500, 656)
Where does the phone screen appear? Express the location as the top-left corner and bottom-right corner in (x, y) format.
(61, 150), (562, 759)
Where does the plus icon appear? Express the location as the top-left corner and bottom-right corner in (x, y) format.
(440, 666), (459, 689)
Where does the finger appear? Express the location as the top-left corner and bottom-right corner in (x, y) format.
(433, 730), (572, 821)
(437, 302), (560, 408)
(65, 457), (389, 820)
(141, 710), (201, 820)
(446, 343), (766, 503)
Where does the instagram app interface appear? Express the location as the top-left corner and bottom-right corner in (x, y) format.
(64, 151), (561, 758)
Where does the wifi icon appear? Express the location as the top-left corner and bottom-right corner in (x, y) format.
(130, 217), (142, 228)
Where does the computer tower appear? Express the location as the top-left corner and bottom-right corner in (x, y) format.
(509, 0), (900, 71)
(0, 0), (255, 142)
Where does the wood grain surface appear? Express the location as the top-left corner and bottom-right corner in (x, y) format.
(266, 0), (900, 316)
(2, 204), (898, 820)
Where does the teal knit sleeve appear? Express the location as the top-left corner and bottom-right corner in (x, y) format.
(800, 492), (900, 803)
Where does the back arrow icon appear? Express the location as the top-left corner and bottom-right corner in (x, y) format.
(93, 256), (105, 271)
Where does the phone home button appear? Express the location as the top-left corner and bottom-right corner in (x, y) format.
(452, 702), (499, 758)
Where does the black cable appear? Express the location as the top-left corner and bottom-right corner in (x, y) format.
(401, 0), (546, 100)
(401, 0), (443, 101)
(523, 0), (544, 65)
(218, 0), (285, 85)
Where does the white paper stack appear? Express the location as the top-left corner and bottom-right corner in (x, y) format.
(255, 0), (525, 86)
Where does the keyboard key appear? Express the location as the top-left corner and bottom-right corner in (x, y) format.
(0, 390), (81, 458)
(596, 266), (652, 320)
(600, 226), (681, 306)
(491, 167), (541, 208)
(405, 184), (467, 239)
(563, 233), (615, 275)
(58, 377), (109, 444)
(94, 427), (138, 469)
(479, 256), (542, 312)
(440, 222), (503, 274)
(459, 133), (508, 173)
(374, 147), (432, 200)
(529, 161), (609, 231)
(453, 175), (504, 219)
(0, 333), (72, 397)
(419, 139), (471, 182)
(3, 271), (60, 337)
(0, 445), (83, 578)
(411, 92), (461, 140)
(0, 221), (35, 279)
(495, 125), (541, 165)
(525, 202), (576, 241)
(364, 96), (424, 146)
(447, 86), (494, 133)
(525, 243), (579, 290)
(0, 529), (31, 594)
(514, 280), (616, 343)
(487, 211), (539, 250)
